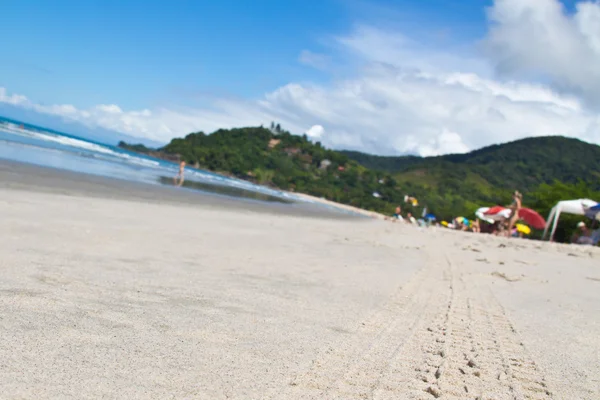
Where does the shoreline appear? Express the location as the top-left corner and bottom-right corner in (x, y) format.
(3, 158), (596, 252)
(118, 143), (391, 220)
(0, 159), (359, 220)
(290, 192), (389, 220)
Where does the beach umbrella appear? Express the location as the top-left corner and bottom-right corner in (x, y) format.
(425, 213), (436, 221)
(485, 206), (508, 215)
(475, 207), (495, 224)
(518, 208), (546, 230)
(515, 223), (531, 235)
(584, 204), (600, 220)
(481, 206), (511, 221)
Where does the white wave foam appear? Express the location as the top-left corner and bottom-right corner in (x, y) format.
(117, 152), (161, 168)
(1, 121), (302, 202)
(0, 123), (160, 168)
(184, 168), (295, 199)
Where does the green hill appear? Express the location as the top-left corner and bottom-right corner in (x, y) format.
(341, 136), (600, 224)
(120, 129), (600, 241)
(342, 136), (600, 192)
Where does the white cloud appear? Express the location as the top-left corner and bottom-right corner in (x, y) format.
(419, 129), (470, 157)
(257, 67), (599, 155)
(0, 87), (28, 105)
(336, 25), (491, 77)
(298, 50), (331, 70)
(484, 0), (600, 106)
(96, 104), (123, 114)
(2, 0), (600, 155)
(306, 124), (325, 139)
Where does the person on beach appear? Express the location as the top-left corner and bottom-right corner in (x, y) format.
(480, 220), (497, 234)
(174, 160), (186, 186)
(572, 222), (594, 245)
(406, 212), (417, 225)
(392, 206), (404, 222)
(495, 221), (506, 236)
(505, 191), (522, 237)
(453, 217), (462, 230)
(454, 216), (469, 231)
(463, 218), (471, 231)
(472, 218), (481, 233)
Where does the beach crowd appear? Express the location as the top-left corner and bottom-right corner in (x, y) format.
(387, 191), (599, 245)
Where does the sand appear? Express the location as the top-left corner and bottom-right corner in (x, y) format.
(0, 164), (599, 399)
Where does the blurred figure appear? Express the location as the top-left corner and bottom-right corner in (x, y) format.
(406, 212), (417, 225)
(572, 221), (593, 245)
(472, 218), (481, 233)
(454, 216), (470, 231)
(174, 160), (186, 186)
(404, 195), (419, 207)
(505, 191), (522, 236)
(392, 206), (404, 222)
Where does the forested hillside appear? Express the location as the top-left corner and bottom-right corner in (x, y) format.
(342, 136), (600, 192)
(120, 128), (600, 241)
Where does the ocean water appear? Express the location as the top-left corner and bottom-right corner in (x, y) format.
(0, 117), (316, 206)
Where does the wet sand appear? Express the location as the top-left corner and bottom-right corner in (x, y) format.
(0, 162), (598, 399)
(0, 160), (359, 219)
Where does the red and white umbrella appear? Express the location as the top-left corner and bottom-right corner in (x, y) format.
(476, 206), (512, 223)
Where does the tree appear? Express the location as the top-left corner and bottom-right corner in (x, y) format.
(119, 128), (600, 230)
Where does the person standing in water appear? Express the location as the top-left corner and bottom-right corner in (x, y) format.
(174, 160), (186, 186)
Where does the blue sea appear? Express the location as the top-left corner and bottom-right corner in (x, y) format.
(0, 116), (325, 207)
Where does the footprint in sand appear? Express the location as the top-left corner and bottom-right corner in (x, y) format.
(491, 271), (523, 282)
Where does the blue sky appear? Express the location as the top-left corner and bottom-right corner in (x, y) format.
(1, 0), (598, 155)
(1, 0), (490, 108)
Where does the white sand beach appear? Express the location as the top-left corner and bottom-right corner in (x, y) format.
(0, 165), (599, 399)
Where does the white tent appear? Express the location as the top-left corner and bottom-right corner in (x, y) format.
(542, 199), (598, 241)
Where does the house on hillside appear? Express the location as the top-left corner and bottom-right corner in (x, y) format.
(283, 147), (301, 156)
(268, 138), (281, 149)
(319, 159), (332, 170)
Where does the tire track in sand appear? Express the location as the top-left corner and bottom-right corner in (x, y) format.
(265, 250), (553, 399)
(265, 252), (451, 400)
(374, 253), (553, 400)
